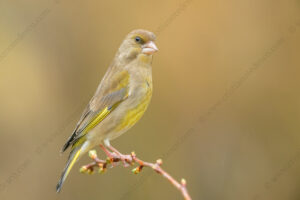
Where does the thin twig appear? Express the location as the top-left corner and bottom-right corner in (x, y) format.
(80, 149), (192, 200)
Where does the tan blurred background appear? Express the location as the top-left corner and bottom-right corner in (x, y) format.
(1, 0), (300, 199)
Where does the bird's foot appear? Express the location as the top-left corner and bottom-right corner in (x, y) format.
(99, 144), (118, 167)
(107, 145), (131, 167)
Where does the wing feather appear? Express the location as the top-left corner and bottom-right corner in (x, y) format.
(61, 70), (130, 152)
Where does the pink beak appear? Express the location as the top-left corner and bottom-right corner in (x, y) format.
(142, 41), (158, 55)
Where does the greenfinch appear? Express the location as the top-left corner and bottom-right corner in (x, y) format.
(56, 29), (158, 192)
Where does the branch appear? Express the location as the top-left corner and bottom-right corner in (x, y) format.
(80, 149), (192, 200)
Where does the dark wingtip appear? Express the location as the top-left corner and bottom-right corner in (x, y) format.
(61, 143), (69, 153)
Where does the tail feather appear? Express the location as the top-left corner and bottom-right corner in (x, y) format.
(56, 147), (82, 193)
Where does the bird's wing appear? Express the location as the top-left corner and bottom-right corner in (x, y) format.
(61, 69), (130, 152)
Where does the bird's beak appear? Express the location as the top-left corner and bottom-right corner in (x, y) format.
(142, 41), (158, 55)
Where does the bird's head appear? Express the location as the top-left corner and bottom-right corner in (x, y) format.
(117, 29), (158, 63)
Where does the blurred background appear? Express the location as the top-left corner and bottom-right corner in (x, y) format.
(1, 0), (300, 199)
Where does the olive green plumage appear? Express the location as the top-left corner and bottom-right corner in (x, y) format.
(56, 29), (158, 192)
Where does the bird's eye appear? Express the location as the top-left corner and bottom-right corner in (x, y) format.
(135, 36), (142, 43)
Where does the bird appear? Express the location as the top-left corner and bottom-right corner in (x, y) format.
(56, 29), (158, 192)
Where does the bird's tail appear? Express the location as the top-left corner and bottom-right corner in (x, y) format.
(56, 146), (82, 193)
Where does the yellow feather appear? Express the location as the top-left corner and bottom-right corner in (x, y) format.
(65, 148), (81, 177)
(84, 107), (110, 133)
(72, 102), (123, 150)
(116, 85), (152, 131)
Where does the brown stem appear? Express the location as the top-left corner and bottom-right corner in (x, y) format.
(80, 149), (192, 200)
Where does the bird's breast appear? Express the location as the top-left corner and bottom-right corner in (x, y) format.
(115, 79), (152, 132)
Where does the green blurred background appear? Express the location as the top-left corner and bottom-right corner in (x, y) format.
(1, 0), (300, 199)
